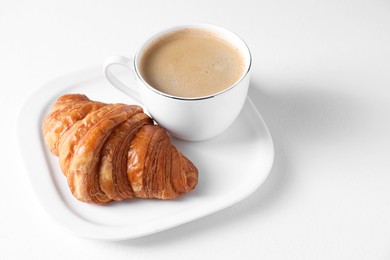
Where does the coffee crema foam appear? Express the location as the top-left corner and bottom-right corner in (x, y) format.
(139, 28), (246, 98)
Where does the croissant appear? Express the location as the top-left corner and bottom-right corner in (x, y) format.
(42, 94), (198, 204)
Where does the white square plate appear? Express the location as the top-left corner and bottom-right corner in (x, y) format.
(17, 67), (274, 241)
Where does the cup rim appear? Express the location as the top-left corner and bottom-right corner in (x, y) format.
(133, 23), (252, 101)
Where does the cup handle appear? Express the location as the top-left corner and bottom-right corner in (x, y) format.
(103, 55), (143, 104)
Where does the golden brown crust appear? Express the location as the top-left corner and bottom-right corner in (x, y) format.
(66, 105), (143, 204)
(42, 96), (106, 155)
(58, 104), (126, 175)
(127, 125), (198, 199)
(42, 94), (198, 204)
(99, 112), (153, 201)
(50, 94), (90, 112)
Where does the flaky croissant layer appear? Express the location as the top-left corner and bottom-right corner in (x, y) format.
(42, 94), (198, 204)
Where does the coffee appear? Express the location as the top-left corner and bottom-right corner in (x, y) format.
(139, 28), (246, 98)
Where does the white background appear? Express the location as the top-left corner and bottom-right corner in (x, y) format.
(2, 0), (390, 259)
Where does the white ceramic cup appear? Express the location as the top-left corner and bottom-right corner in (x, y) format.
(103, 24), (251, 141)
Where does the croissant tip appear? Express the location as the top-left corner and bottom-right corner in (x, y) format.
(186, 170), (198, 191)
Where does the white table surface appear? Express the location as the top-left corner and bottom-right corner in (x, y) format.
(2, 0), (390, 259)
